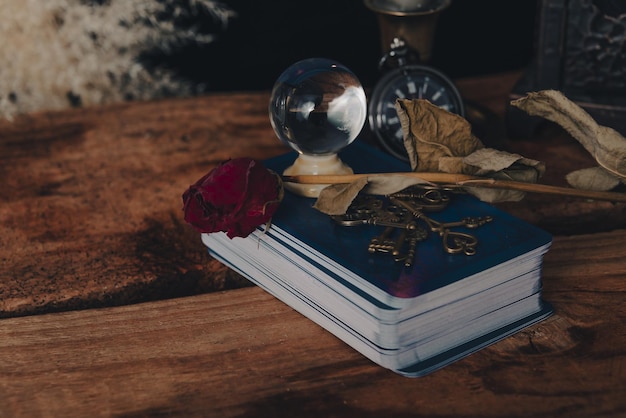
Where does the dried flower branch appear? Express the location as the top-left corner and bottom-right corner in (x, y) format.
(0, 0), (234, 119)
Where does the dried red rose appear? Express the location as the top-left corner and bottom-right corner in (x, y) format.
(182, 158), (283, 239)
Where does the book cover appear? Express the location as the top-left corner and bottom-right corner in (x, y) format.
(258, 141), (553, 307)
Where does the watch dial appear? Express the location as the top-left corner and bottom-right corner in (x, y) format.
(369, 65), (465, 161)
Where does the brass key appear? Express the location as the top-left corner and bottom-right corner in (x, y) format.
(368, 226), (397, 254)
(333, 186), (494, 261)
(434, 216), (494, 230)
(389, 186), (450, 212)
(368, 211), (417, 254)
(396, 227), (428, 267)
(389, 197), (492, 256)
(333, 198), (419, 230)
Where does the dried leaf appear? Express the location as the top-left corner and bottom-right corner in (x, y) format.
(437, 156), (468, 174)
(394, 98), (546, 202)
(511, 90), (626, 182)
(463, 148), (544, 176)
(313, 175), (433, 215)
(363, 174), (432, 196)
(463, 185), (526, 203)
(313, 177), (368, 215)
(313, 94), (571, 213)
(565, 167), (621, 191)
(396, 99), (484, 171)
(459, 149), (545, 202)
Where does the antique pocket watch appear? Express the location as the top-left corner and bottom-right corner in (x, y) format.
(368, 38), (465, 161)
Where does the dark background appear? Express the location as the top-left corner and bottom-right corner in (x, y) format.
(162, 0), (539, 92)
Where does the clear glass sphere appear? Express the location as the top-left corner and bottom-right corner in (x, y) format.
(269, 58), (367, 156)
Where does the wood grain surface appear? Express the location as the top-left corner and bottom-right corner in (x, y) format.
(0, 245), (624, 418)
(1, 72), (625, 417)
(0, 93), (288, 318)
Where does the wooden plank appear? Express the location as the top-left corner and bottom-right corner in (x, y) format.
(0, 94), (288, 318)
(1, 222), (625, 418)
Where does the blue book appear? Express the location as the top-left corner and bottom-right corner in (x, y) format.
(203, 141), (553, 377)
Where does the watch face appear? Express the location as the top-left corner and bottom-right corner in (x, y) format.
(368, 64), (465, 161)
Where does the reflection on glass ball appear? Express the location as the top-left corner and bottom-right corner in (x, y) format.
(269, 58), (367, 156)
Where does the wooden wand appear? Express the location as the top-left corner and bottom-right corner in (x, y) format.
(282, 173), (626, 203)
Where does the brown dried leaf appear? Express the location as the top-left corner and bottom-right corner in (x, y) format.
(459, 148), (545, 202)
(363, 174), (432, 196)
(394, 99), (546, 202)
(313, 175), (433, 215)
(463, 148), (545, 177)
(511, 90), (626, 181)
(437, 156), (468, 174)
(565, 167), (621, 191)
(313, 177), (368, 215)
(463, 185), (526, 203)
(396, 99), (484, 171)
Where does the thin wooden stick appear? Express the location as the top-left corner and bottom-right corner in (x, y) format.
(282, 173), (626, 203)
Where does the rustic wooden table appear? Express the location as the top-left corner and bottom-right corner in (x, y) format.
(1, 72), (625, 417)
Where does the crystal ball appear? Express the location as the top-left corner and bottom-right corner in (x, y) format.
(269, 58), (367, 156)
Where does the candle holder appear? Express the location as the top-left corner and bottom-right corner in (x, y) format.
(364, 0), (451, 63)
